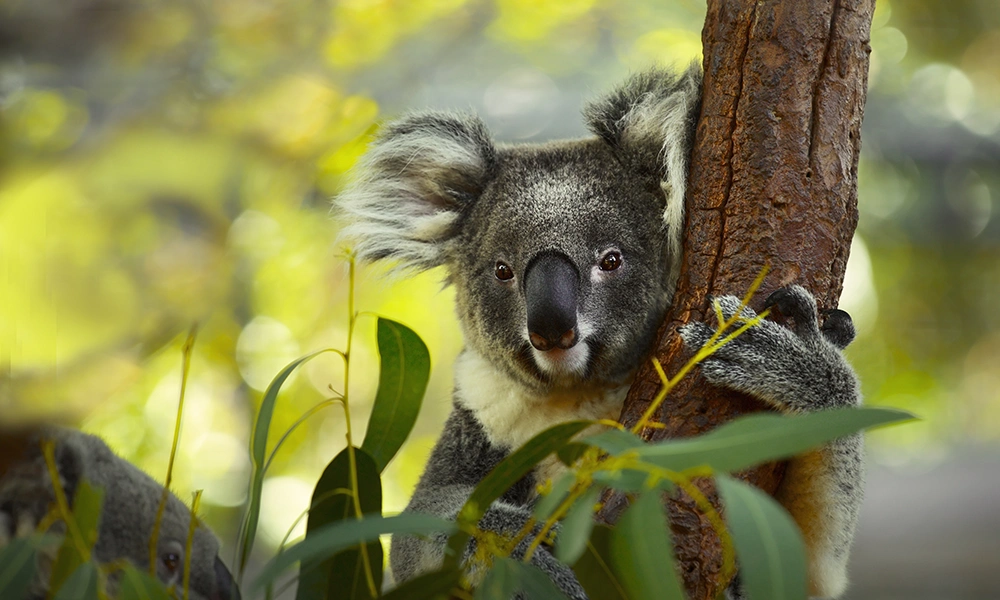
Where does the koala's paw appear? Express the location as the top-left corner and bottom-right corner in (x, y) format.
(764, 285), (855, 350)
(680, 286), (860, 412)
(820, 309), (856, 350)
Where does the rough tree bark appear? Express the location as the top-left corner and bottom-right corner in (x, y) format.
(595, 1), (873, 598)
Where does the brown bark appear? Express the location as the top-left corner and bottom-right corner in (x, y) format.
(595, 0), (873, 598)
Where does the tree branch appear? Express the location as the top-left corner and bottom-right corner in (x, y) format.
(596, 1), (873, 597)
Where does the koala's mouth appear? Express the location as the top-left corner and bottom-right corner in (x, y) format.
(527, 337), (593, 382)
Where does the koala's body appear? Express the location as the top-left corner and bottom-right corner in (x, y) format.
(0, 426), (240, 600)
(338, 66), (864, 599)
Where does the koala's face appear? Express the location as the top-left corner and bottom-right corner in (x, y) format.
(338, 67), (701, 393)
(450, 140), (672, 389)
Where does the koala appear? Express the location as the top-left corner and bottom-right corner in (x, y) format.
(0, 426), (240, 600)
(336, 66), (864, 599)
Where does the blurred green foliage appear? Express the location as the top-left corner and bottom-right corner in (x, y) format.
(1, 0), (998, 556)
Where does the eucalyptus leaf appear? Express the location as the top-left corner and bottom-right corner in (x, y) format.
(49, 481), (104, 594)
(533, 472), (575, 522)
(238, 349), (339, 576)
(555, 487), (599, 565)
(636, 407), (913, 473)
(0, 537), (40, 600)
(380, 568), (461, 600)
(473, 558), (518, 600)
(52, 561), (100, 600)
(296, 447), (383, 600)
(444, 421), (591, 568)
(581, 429), (645, 455)
(591, 469), (675, 493)
(717, 475), (808, 600)
(505, 558), (571, 600)
(571, 525), (628, 600)
(362, 318), (431, 473)
(475, 558), (569, 600)
(252, 513), (455, 591)
(117, 565), (173, 600)
(610, 493), (685, 600)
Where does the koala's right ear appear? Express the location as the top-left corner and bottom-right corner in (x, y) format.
(336, 112), (497, 273)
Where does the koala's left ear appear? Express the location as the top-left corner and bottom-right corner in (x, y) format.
(336, 111), (497, 274)
(584, 65), (701, 261)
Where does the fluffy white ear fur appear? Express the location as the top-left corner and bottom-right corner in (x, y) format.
(584, 65), (702, 284)
(335, 112), (496, 274)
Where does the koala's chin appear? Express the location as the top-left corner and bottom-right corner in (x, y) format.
(530, 342), (591, 382)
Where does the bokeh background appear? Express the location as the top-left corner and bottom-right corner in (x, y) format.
(1, 0), (998, 597)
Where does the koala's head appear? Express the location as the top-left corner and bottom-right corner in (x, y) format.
(0, 427), (240, 600)
(338, 67), (701, 392)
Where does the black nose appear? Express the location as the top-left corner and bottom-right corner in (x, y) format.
(524, 251), (579, 352)
(215, 556), (241, 600)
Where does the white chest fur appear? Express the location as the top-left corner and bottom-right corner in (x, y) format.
(453, 350), (628, 488)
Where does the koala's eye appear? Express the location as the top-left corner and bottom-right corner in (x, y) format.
(495, 261), (514, 281)
(599, 251), (623, 272)
(161, 552), (181, 574)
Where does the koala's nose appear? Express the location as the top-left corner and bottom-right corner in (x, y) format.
(524, 251), (579, 352)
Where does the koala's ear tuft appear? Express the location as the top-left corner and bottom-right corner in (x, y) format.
(584, 64), (701, 267)
(336, 111), (497, 273)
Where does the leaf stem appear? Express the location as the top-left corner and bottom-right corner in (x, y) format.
(341, 250), (379, 598)
(151, 325), (197, 575)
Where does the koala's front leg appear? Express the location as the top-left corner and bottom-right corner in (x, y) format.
(391, 485), (588, 600)
(680, 285), (864, 598)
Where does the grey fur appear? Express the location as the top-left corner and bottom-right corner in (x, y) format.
(338, 67), (862, 599)
(0, 427), (239, 600)
(680, 286), (863, 599)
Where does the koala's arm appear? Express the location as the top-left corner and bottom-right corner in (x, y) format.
(390, 405), (587, 599)
(680, 286), (863, 599)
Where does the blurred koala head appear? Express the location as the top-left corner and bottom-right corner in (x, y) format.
(337, 67), (701, 393)
(0, 427), (239, 600)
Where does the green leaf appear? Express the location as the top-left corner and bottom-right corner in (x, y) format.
(532, 472), (575, 522)
(444, 421), (592, 568)
(238, 349), (339, 576)
(591, 469), (675, 493)
(296, 447), (383, 600)
(556, 442), (589, 466)
(49, 481), (104, 594)
(52, 561), (100, 600)
(555, 486), (599, 565)
(505, 558), (571, 600)
(717, 475), (808, 600)
(610, 493), (685, 600)
(117, 565), (173, 600)
(252, 513), (455, 591)
(0, 537), (40, 600)
(635, 407), (914, 473)
(581, 429), (644, 455)
(474, 558), (518, 600)
(475, 558), (569, 600)
(362, 318), (431, 473)
(571, 525), (628, 600)
(379, 568), (461, 600)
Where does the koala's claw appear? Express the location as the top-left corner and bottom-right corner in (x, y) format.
(821, 309), (856, 349)
(764, 285), (819, 328)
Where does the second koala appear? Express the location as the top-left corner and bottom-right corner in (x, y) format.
(337, 67), (864, 599)
(0, 426), (240, 600)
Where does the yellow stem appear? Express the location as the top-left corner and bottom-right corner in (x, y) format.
(41, 440), (88, 560)
(341, 251), (378, 598)
(150, 325), (197, 575)
(182, 490), (203, 600)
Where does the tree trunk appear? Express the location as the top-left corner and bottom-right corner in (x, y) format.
(595, 1), (873, 598)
